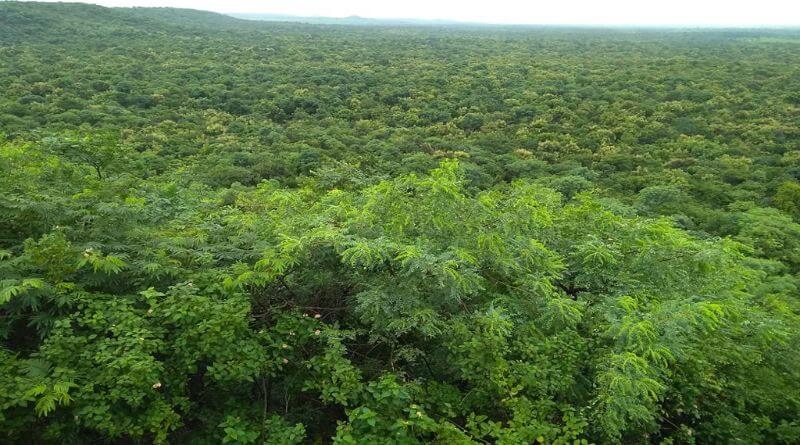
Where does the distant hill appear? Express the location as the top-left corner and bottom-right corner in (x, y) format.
(228, 12), (467, 26)
(0, 1), (255, 43)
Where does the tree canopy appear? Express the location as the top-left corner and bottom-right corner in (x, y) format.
(1, 2), (799, 444)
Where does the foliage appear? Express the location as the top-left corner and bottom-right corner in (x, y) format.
(1, 2), (799, 444)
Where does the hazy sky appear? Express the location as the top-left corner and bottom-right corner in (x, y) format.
(27, 0), (800, 25)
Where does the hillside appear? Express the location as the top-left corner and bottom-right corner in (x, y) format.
(0, 1), (254, 42)
(1, 2), (799, 444)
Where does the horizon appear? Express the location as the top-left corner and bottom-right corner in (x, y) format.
(13, 0), (800, 27)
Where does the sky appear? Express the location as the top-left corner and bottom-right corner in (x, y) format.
(24, 0), (800, 26)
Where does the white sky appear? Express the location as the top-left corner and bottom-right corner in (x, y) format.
(26, 0), (800, 25)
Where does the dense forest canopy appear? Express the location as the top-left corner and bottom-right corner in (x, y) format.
(1, 2), (799, 443)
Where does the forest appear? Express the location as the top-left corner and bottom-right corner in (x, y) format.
(1, 2), (799, 443)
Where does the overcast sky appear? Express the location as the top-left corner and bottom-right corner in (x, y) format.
(26, 0), (800, 26)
